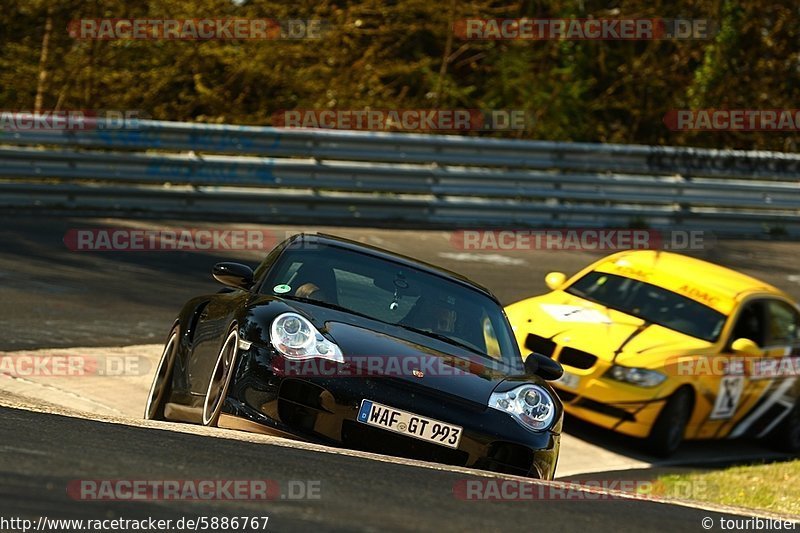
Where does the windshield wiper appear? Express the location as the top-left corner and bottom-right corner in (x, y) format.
(278, 295), (381, 323)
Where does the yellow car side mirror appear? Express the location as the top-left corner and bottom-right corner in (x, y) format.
(731, 338), (762, 357)
(545, 272), (567, 291)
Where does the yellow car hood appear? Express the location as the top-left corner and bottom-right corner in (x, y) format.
(507, 292), (714, 366)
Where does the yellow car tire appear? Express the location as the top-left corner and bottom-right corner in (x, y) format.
(767, 403), (800, 455)
(645, 388), (693, 457)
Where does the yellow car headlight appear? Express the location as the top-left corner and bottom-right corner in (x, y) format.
(605, 365), (666, 387)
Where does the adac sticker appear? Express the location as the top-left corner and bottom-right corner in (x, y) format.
(273, 284), (291, 294)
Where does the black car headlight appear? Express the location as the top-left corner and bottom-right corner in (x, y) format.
(605, 365), (666, 387)
(270, 312), (344, 363)
(488, 384), (556, 432)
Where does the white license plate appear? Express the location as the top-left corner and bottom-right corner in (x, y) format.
(357, 400), (463, 449)
(555, 371), (580, 389)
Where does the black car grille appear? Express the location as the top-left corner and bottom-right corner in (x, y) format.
(525, 334), (556, 358)
(277, 401), (319, 432)
(341, 420), (469, 467)
(279, 379), (325, 410)
(277, 379), (329, 433)
(558, 347), (597, 369)
(473, 442), (535, 477)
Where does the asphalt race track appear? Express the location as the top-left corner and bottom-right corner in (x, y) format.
(0, 403), (753, 532)
(2, 215), (800, 531)
(3, 216), (800, 350)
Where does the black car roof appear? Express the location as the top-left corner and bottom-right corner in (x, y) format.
(285, 232), (500, 303)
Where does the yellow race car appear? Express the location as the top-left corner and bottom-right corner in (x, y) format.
(505, 250), (800, 456)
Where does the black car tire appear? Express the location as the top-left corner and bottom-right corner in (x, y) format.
(202, 325), (239, 426)
(766, 402), (800, 454)
(145, 325), (179, 420)
(645, 387), (692, 457)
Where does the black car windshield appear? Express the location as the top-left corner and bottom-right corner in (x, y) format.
(565, 271), (726, 342)
(261, 242), (520, 363)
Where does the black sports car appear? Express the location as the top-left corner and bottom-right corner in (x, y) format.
(145, 233), (564, 479)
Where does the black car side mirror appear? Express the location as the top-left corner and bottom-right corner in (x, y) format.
(524, 353), (564, 381)
(212, 262), (254, 290)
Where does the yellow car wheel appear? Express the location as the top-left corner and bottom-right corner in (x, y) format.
(767, 403), (800, 454)
(645, 388), (693, 457)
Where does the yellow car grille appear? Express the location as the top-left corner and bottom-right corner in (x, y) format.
(526, 333), (598, 370)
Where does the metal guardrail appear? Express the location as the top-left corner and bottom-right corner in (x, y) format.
(0, 119), (798, 234)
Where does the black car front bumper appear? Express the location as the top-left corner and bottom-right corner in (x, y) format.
(224, 349), (561, 480)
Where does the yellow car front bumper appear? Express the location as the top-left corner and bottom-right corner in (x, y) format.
(552, 371), (670, 438)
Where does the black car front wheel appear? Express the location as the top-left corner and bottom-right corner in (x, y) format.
(202, 326), (239, 426)
(145, 325), (179, 420)
(645, 387), (692, 457)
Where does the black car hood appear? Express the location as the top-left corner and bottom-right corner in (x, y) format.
(327, 320), (512, 405)
(246, 296), (525, 406)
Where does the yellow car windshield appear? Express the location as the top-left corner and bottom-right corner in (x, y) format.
(565, 271), (726, 342)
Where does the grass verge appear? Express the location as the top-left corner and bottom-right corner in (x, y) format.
(646, 460), (800, 516)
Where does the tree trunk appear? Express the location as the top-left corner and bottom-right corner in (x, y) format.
(434, 0), (457, 108)
(34, 6), (53, 112)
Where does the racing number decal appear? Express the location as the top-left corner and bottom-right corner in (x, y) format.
(710, 376), (745, 420)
